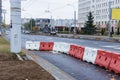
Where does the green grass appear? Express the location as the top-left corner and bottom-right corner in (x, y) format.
(18, 51), (26, 56)
(0, 37), (10, 54)
(0, 37), (26, 55)
(112, 34), (120, 37)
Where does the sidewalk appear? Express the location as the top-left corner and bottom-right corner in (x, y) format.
(24, 50), (76, 80)
(57, 34), (120, 42)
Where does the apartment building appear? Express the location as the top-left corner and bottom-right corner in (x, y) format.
(78, 0), (120, 29)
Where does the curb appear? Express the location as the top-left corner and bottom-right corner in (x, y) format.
(57, 35), (120, 43)
(23, 49), (76, 80)
(16, 54), (24, 61)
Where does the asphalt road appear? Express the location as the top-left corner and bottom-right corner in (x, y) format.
(6, 34), (120, 53)
(5, 34), (120, 80)
(33, 51), (120, 80)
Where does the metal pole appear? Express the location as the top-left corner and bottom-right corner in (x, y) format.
(50, 16), (52, 32)
(67, 4), (76, 35)
(74, 10), (76, 35)
(30, 18), (32, 31)
(108, 0), (112, 37)
(3, 12), (6, 23)
(0, 0), (2, 32)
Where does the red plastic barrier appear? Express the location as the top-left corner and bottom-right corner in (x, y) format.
(40, 42), (54, 51)
(68, 45), (85, 60)
(95, 50), (112, 69)
(68, 44), (76, 56)
(74, 46), (85, 60)
(109, 53), (120, 73)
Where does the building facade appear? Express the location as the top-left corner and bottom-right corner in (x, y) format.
(35, 18), (50, 28)
(78, 0), (120, 29)
(55, 19), (74, 27)
(35, 18), (51, 32)
(78, 0), (92, 27)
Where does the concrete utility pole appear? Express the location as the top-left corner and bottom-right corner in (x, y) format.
(10, 0), (21, 53)
(0, 0), (2, 32)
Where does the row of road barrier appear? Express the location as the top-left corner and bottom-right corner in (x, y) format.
(26, 41), (120, 74)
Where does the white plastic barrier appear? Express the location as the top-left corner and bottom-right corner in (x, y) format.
(25, 41), (34, 50)
(33, 41), (40, 50)
(53, 42), (63, 53)
(53, 42), (70, 54)
(83, 47), (98, 64)
(59, 43), (70, 54)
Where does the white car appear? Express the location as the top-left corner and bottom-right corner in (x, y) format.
(24, 31), (30, 34)
(50, 31), (57, 35)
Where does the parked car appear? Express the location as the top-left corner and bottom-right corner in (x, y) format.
(50, 31), (57, 35)
(24, 31), (30, 34)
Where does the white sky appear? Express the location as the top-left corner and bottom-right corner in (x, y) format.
(2, 0), (78, 24)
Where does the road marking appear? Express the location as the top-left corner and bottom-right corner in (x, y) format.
(103, 46), (120, 50)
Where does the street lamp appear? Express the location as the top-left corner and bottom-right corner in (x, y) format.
(67, 4), (77, 35)
(45, 10), (53, 32)
(108, 0), (112, 37)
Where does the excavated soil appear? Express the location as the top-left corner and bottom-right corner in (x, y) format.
(0, 53), (55, 80)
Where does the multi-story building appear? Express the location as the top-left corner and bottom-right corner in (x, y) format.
(35, 18), (50, 28)
(78, 0), (92, 27)
(55, 19), (74, 27)
(22, 18), (78, 32)
(35, 18), (51, 32)
(78, 0), (120, 29)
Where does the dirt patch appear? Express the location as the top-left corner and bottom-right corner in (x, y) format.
(0, 53), (18, 61)
(0, 53), (55, 80)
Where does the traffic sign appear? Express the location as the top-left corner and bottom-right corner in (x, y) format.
(112, 8), (120, 20)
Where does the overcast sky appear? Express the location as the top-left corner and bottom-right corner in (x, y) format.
(2, 0), (78, 24)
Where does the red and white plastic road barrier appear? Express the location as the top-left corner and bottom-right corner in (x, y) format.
(26, 41), (120, 74)
(68, 44), (85, 60)
(33, 41), (40, 50)
(53, 42), (63, 53)
(95, 50), (113, 69)
(83, 47), (98, 64)
(68, 44), (77, 56)
(59, 43), (70, 54)
(53, 42), (70, 54)
(26, 41), (34, 50)
(73, 45), (85, 60)
(109, 53), (120, 74)
(39, 42), (54, 51)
